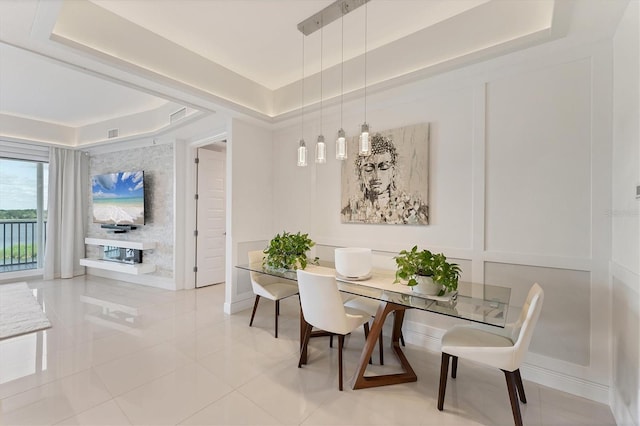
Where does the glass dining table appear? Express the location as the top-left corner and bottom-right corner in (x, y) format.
(236, 261), (511, 390)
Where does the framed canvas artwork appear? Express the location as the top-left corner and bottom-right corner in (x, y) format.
(341, 123), (429, 225)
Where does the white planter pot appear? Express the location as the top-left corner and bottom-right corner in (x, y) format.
(411, 275), (441, 295)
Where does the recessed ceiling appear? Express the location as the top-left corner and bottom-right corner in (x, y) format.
(0, 43), (168, 127)
(0, 0), (632, 146)
(91, 0), (492, 90)
(48, 0), (560, 118)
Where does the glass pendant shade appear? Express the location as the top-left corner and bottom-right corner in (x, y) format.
(315, 135), (326, 164)
(336, 129), (347, 160)
(359, 123), (370, 156)
(297, 139), (307, 167)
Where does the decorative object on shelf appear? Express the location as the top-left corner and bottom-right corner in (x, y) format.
(393, 245), (460, 296)
(263, 231), (318, 271)
(103, 245), (142, 264)
(341, 123), (430, 225)
(334, 247), (372, 279)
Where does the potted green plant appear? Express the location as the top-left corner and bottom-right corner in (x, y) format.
(263, 231), (319, 271)
(393, 245), (461, 296)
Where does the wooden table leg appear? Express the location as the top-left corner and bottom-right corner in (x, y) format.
(299, 304), (309, 365)
(352, 302), (417, 389)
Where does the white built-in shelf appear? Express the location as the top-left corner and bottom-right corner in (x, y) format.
(85, 238), (156, 250)
(82, 238), (157, 275)
(80, 258), (157, 275)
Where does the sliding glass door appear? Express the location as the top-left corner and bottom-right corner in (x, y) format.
(0, 158), (48, 272)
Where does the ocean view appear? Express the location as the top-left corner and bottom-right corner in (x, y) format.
(0, 220), (41, 265)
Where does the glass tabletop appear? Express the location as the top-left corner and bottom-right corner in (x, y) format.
(236, 261), (510, 328)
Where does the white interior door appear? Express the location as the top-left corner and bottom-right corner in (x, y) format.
(195, 148), (226, 287)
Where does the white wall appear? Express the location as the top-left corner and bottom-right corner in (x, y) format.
(271, 37), (616, 402)
(225, 118), (275, 314)
(86, 142), (175, 289)
(611, 2), (640, 424)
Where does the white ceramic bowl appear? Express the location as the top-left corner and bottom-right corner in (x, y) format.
(334, 247), (372, 278)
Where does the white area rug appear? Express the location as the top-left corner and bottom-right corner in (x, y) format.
(0, 282), (51, 340)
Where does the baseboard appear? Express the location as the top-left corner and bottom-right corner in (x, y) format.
(0, 268), (43, 284)
(403, 318), (610, 404)
(611, 261), (640, 294)
(86, 267), (175, 290)
(611, 386), (638, 426)
(519, 362), (610, 404)
(610, 261), (639, 425)
(224, 295), (254, 315)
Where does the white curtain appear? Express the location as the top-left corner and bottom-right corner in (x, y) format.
(44, 148), (89, 280)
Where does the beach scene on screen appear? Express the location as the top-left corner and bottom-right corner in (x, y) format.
(92, 171), (144, 225)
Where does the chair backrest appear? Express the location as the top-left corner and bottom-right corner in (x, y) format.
(510, 283), (544, 367)
(296, 269), (350, 334)
(248, 250), (264, 270)
(248, 250), (278, 290)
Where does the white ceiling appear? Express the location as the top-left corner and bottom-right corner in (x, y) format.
(0, 43), (168, 127)
(0, 0), (631, 146)
(92, 0), (493, 90)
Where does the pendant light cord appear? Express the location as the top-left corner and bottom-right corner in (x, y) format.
(364, 2), (367, 123)
(301, 34), (305, 140)
(320, 25), (323, 135)
(340, 13), (344, 130)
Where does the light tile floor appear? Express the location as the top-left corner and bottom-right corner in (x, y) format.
(0, 276), (616, 425)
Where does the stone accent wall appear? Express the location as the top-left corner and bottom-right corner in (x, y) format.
(87, 144), (174, 278)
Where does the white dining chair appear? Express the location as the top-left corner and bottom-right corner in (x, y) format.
(296, 269), (372, 390)
(247, 250), (299, 338)
(437, 283), (544, 426)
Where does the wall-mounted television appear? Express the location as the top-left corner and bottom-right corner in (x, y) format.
(92, 171), (145, 226)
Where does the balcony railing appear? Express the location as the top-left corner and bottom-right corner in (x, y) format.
(0, 220), (46, 272)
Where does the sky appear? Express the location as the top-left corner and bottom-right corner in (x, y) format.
(92, 171), (144, 199)
(0, 158), (48, 210)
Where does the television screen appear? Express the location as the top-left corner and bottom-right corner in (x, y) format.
(92, 171), (145, 225)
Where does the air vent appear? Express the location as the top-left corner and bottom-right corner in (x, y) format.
(107, 128), (119, 139)
(170, 107), (187, 124)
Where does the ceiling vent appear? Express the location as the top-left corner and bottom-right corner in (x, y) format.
(107, 128), (119, 139)
(170, 107), (187, 124)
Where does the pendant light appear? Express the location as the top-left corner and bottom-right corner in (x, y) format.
(358, 2), (370, 156)
(335, 12), (347, 161)
(315, 24), (326, 164)
(297, 33), (307, 167)
(297, 0), (370, 165)
(298, 140), (307, 167)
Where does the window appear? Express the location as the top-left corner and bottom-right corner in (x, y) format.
(0, 158), (49, 272)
